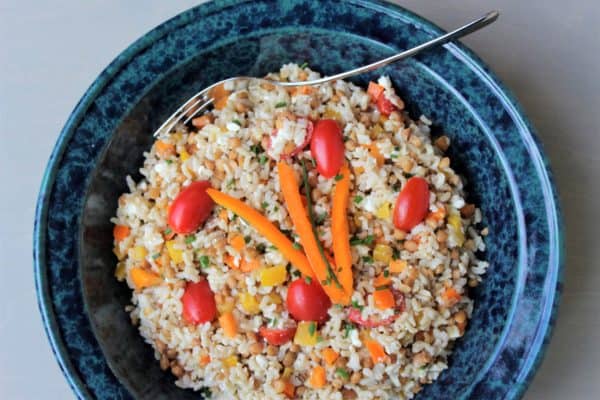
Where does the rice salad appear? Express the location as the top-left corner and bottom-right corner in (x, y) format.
(112, 63), (488, 399)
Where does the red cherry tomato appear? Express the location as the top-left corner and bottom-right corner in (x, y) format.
(376, 94), (395, 116)
(258, 326), (297, 345)
(393, 177), (430, 231)
(168, 180), (214, 234)
(286, 278), (332, 323)
(310, 119), (345, 178)
(181, 280), (217, 324)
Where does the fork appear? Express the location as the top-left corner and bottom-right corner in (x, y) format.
(153, 10), (499, 137)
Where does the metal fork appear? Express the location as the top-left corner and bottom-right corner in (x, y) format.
(153, 10), (499, 137)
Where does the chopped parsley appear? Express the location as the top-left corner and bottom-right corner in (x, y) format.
(308, 322), (316, 336)
(343, 322), (356, 338)
(259, 155), (268, 165)
(315, 212), (327, 225)
(334, 174), (343, 181)
(351, 300), (364, 311)
(300, 61), (309, 69)
(268, 244), (278, 250)
(165, 159), (173, 164)
(292, 270), (301, 278)
(362, 255), (374, 264)
(271, 317), (278, 327)
(392, 248), (401, 260)
(256, 243), (266, 253)
(232, 119), (242, 126)
(316, 335), (324, 343)
(305, 276), (312, 284)
(383, 269), (390, 278)
(164, 227), (172, 235)
(185, 234), (196, 244)
(275, 101), (287, 108)
(353, 195), (363, 204)
(151, 253), (161, 260)
(335, 367), (349, 380)
(350, 235), (375, 246)
(226, 178), (235, 189)
(250, 144), (262, 155)
(199, 255), (210, 268)
(292, 242), (302, 250)
(261, 201), (269, 210)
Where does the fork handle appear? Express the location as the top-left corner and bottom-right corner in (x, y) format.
(274, 10), (499, 87)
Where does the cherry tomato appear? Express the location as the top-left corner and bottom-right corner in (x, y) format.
(258, 326), (297, 345)
(393, 177), (430, 231)
(310, 119), (345, 178)
(286, 278), (332, 323)
(347, 291), (404, 327)
(168, 180), (214, 234)
(181, 280), (217, 324)
(376, 94), (395, 116)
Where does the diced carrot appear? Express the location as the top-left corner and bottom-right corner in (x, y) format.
(331, 165), (353, 297)
(373, 273), (391, 287)
(192, 114), (213, 129)
(283, 380), (295, 398)
(373, 289), (395, 310)
(155, 140), (175, 158)
(427, 205), (447, 221)
(113, 224), (130, 241)
(206, 188), (315, 279)
(363, 143), (384, 167)
(441, 287), (461, 307)
(219, 311), (238, 338)
(389, 259), (407, 274)
(240, 257), (260, 272)
(224, 254), (239, 270)
(219, 209), (229, 222)
(199, 354), (211, 366)
(130, 267), (162, 289)
(367, 81), (385, 102)
(277, 162), (349, 305)
(364, 339), (386, 363)
(321, 348), (339, 366)
(309, 365), (326, 389)
(230, 234), (246, 252)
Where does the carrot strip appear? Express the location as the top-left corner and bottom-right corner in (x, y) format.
(206, 189), (315, 278)
(331, 164), (353, 297)
(130, 267), (162, 289)
(277, 162), (349, 305)
(113, 224), (130, 241)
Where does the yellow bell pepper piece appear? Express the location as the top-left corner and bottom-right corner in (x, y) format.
(114, 262), (126, 281)
(223, 355), (238, 367)
(131, 246), (147, 261)
(180, 150), (190, 161)
(166, 240), (184, 263)
(294, 321), (318, 346)
(260, 265), (287, 286)
(373, 244), (393, 263)
(375, 202), (391, 219)
(239, 293), (260, 314)
(268, 293), (283, 305)
(448, 212), (465, 246)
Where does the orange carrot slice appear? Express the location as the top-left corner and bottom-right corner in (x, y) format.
(113, 224), (130, 241)
(219, 311), (238, 338)
(364, 339), (386, 363)
(206, 188), (314, 278)
(331, 164), (353, 297)
(309, 366), (326, 388)
(277, 162), (349, 305)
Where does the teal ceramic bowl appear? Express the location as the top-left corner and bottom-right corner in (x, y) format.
(34, 1), (563, 399)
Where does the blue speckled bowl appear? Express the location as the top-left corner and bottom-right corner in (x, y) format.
(34, 1), (563, 399)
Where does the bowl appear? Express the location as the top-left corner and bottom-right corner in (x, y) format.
(34, 1), (563, 399)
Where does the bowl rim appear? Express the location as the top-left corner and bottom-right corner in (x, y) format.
(33, 0), (564, 399)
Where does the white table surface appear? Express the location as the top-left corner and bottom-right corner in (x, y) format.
(1, 1), (598, 399)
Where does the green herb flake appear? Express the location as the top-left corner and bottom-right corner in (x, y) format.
(335, 368), (349, 380)
(259, 155), (268, 165)
(292, 270), (301, 278)
(274, 206), (279, 212)
(305, 276), (312, 284)
(392, 248), (401, 260)
(257, 243), (266, 253)
(362, 255), (373, 264)
(185, 235), (196, 244)
(244, 235), (251, 244)
(250, 144), (262, 155)
(164, 227), (172, 235)
(300, 61), (309, 69)
(343, 322), (356, 338)
(293, 242), (302, 250)
(334, 174), (343, 181)
(232, 119), (242, 126)
(151, 253), (161, 260)
(199, 255), (210, 268)
(375, 285), (390, 291)
(383, 269), (390, 278)
(363, 235), (375, 245)
(275, 101), (287, 108)
(165, 159), (173, 164)
(268, 245), (278, 250)
(353, 195), (363, 204)
(351, 300), (364, 311)
(261, 201), (269, 210)
(231, 213), (238, 221)
(315, 212), (327, 225)
(271, 318), (278, 327)
(308, 322), (316, 336)
(316, 335), (324, 343)
(226, 178), (235, 189)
